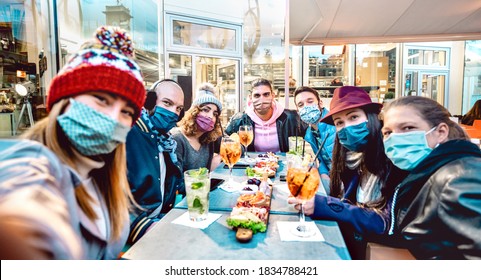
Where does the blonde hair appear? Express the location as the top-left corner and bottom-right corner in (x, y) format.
(21, 99), (133, 240)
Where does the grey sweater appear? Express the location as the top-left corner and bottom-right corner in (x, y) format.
(171, 129), (213, 173)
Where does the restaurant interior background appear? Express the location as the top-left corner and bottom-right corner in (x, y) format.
(1, 0), (481, 137)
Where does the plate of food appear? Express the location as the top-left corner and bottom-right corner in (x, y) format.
(226, 186), (272, 243)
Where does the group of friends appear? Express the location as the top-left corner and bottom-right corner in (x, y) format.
(0, 26), (480, 260)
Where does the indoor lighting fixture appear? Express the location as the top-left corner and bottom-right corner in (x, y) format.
(14, 80), (36, 132)
(15, 80), (35, 97)
(322, 45), (346, 55)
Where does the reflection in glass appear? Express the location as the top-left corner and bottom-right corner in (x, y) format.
(173, 20), (236, 51)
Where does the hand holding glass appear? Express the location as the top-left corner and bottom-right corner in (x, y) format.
(286, 156), (320, 237)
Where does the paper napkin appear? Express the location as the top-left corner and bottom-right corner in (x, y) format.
(171, 212), (222, 229)
(277, 221), (325, 242)
(218, 181), (242, 193)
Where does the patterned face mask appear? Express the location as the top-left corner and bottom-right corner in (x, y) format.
(57, 99), (130, 156)
(299, 105), (322, 124)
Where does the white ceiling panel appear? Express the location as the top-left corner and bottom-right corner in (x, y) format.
(290, 0), (481, 45)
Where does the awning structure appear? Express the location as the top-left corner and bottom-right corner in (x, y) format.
(289, 0), (481, 45)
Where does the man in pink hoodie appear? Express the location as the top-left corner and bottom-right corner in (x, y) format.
(225, 78), (304, 152)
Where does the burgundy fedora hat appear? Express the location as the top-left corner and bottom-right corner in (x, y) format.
(320, 86), (382, 125)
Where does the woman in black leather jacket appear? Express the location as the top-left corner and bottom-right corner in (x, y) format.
(381, 96), (481, 259)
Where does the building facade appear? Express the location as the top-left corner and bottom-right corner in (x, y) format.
(1, 0), (481, 137)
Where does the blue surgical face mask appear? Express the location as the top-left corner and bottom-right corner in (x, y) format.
(57, 99), (130, 156)
(149, 106), (178, 133)
(337, 121), (369, 152)
(383, 126), (437, 171)
(299, 105), (322, 124)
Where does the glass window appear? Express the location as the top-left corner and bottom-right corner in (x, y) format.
(355, 44), (397, 101)
(166, 14), (241, 57)
(463, 40), (481, 114)
(172, 20), (236, 51)
(305, 46), (347, 98)
(242, 0), (286, 102)
(1, 0), (52, 135)
(407, 48), (446, 66)
(57, 0), (163, 86)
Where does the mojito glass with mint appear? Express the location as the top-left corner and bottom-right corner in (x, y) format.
(184, 168), (210, 221)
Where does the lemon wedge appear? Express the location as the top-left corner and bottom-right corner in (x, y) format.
(230, 132), (240, 142)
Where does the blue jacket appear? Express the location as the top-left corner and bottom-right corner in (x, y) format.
(311, 165), (406, 259)
(125, 118), (183, 217)
(303, 108), (336, 175)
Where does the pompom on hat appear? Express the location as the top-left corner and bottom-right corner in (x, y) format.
(47, 26), (145, 121)
(320, 86), (382, 125)
(191, 83), (222, 112)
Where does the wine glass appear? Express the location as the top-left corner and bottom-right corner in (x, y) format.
(238, 125), (254, 161)
(220, 135), (242, 190)
(286, 155), (320, 237)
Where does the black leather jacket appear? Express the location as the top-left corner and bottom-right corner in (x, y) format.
(389, 140), (481, 259)
(225, 109), (306, 152)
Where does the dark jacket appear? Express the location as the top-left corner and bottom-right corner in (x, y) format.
(311, 164), (407, 259)
(225, 109), (306, 152)
(126, 118), (183, 217)
(389, 140), (481, 259)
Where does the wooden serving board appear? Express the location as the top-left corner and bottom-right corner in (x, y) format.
(230, 185), (273, 243)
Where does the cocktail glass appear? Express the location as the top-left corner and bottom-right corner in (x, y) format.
(184, 168), (211, 221)
(220, 136), (242, 190)
(286, 156), (320, 237)
(238, 125), (254, 161)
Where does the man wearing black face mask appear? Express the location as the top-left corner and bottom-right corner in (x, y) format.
(125, 79), (185, 245)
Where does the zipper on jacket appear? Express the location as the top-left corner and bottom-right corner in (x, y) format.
(388, 185), (401, 235)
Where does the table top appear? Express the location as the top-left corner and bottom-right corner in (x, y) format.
(122, 209), (350, 260)
(122, 153), (351, 260)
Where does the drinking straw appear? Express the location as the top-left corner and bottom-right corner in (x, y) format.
(293, 135), (327, 197)
(302, 138), (306, 156)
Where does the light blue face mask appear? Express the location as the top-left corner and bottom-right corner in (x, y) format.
(57, 99), (130, 156)
(337, 121), (369, 152)
(383, 126), (437, 171)
(299, 105), (322, 124)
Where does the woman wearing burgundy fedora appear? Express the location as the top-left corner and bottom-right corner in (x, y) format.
(288, 86), (407, 259)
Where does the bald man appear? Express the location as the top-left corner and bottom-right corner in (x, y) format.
(125, 79), (185, 244)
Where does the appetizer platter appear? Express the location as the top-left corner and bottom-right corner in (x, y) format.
(226, 182), (272, 242)
(245, 152), (280, 178)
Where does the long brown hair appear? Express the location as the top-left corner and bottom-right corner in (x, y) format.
(330, 107), (392, 209)
(384, 96), (468, 140)
(461, 99), (481, 126)
(21, 99), (132, 240)
(177, 105), (222, 144)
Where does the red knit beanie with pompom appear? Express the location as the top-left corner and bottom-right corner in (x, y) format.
(47, 26), (145, 121)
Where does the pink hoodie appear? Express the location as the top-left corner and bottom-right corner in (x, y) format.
(246, 100), (284, 152)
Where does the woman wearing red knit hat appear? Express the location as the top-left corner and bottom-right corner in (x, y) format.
(0, 26), (145, 259)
